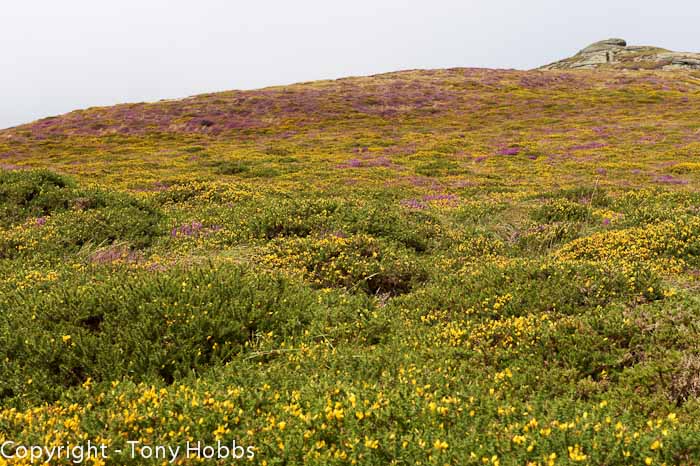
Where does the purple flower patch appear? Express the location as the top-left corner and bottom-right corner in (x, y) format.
(0, 163), (25, 171)
(171, 222), (223, 238)
(400, 199), (427, 210)
(422, 194), (459, 202)
(654, 175), (688, 185)
(496, 147), (520, 156)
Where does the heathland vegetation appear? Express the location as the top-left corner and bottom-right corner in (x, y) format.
(1, 67), (700, 464)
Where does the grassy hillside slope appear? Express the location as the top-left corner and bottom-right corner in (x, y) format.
(2, 68), (700, 464)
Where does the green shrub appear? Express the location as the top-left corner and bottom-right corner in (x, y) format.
(0, 169), (75, 225)
(398, 259), (662, 320)
(50, 203), (162, 250)
(538, 186), (609, 207)
(339, 202), (441, 252)
(153, 180), (253, 205)
(0, 264), (365, 403)
(531, 199), (592, 223)
(0, 171), (163, 258)
(247, 198), (340, 239)
(213, 160), (250, 175)
(260, 234), (427, 295)
(516, 222), (582, 253)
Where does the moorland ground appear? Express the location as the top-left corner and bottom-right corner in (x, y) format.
(1, 68), (700, 464)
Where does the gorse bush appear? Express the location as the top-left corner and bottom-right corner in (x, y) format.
(0, 169), (75, 225)
(531, 199), (592, 223)
(339, 201), (441, 252)
(260, 233), (427, 295)
(213, 160), (251, 175)
(247, 198), (340, 240)
(0, 264), (368, 403)
(49, 203), (162, 250)
(180, 196), (443, 252)
(0, 200), (162, 260)
(612, 189), (700, 226)
(154, 180), (254, 205)
(0, 170), (163, 257)
(556, 216), (700, 272)
(399, 258), (662, 320)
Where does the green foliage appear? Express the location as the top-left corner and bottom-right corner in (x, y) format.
(0, 264), (366, 403)
(517, 222), (582, 253)
(554, 186), (610, 208)
(399, 259), (662, 320)
(261, 234), (427, 295)
(246, 197), (340, 239)
(339, 201), (441, 252)
(212, 160), (251, 175)
(49, 202), (162, 250)
(0, 169), (75, 225)
(531, 199), (592, 223)
(415, 159), (465, 177)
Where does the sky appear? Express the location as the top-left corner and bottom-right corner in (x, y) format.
(2, 0), (699, 129)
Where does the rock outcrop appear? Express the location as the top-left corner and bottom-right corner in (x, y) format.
(539, 38), (700, 70)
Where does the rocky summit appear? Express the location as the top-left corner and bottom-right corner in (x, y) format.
(540, 38), (700, 70)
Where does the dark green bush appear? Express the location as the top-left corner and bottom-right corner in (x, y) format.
(0, 170), (163, 257)
(531, 199), (592, 223)
(50, 203), (162, 250)
(0, 265), (364, 403)
(246, 198), (340, 239)
(339, 202), (441, 252)
(0, 169), (75, 225)
(213, 160), (250, 175)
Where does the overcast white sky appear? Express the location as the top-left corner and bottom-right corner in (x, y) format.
(1, 0), (699, 129)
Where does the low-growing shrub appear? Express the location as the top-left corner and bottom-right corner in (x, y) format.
(0, 264), (366, 403)
(0, 171), (163, 257)
(339, 201), (441, 252)
(154, 180), (253, 205)
(0, 197), (162, 258)
(517, 222), (582, 253)
(214, 160), (250, 175)
(531, 199), (592, 223)
(50, 203), (162, 250)
(0, 169), (75, 225)
(260, 233), (427, 295)
(398, 258), (662, 320)
(247, 198), (340, 239)
(555, 216), (700, 272)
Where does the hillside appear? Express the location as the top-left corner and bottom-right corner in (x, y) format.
(2, 66), (700, 464)
(3, 67), (700, 191)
